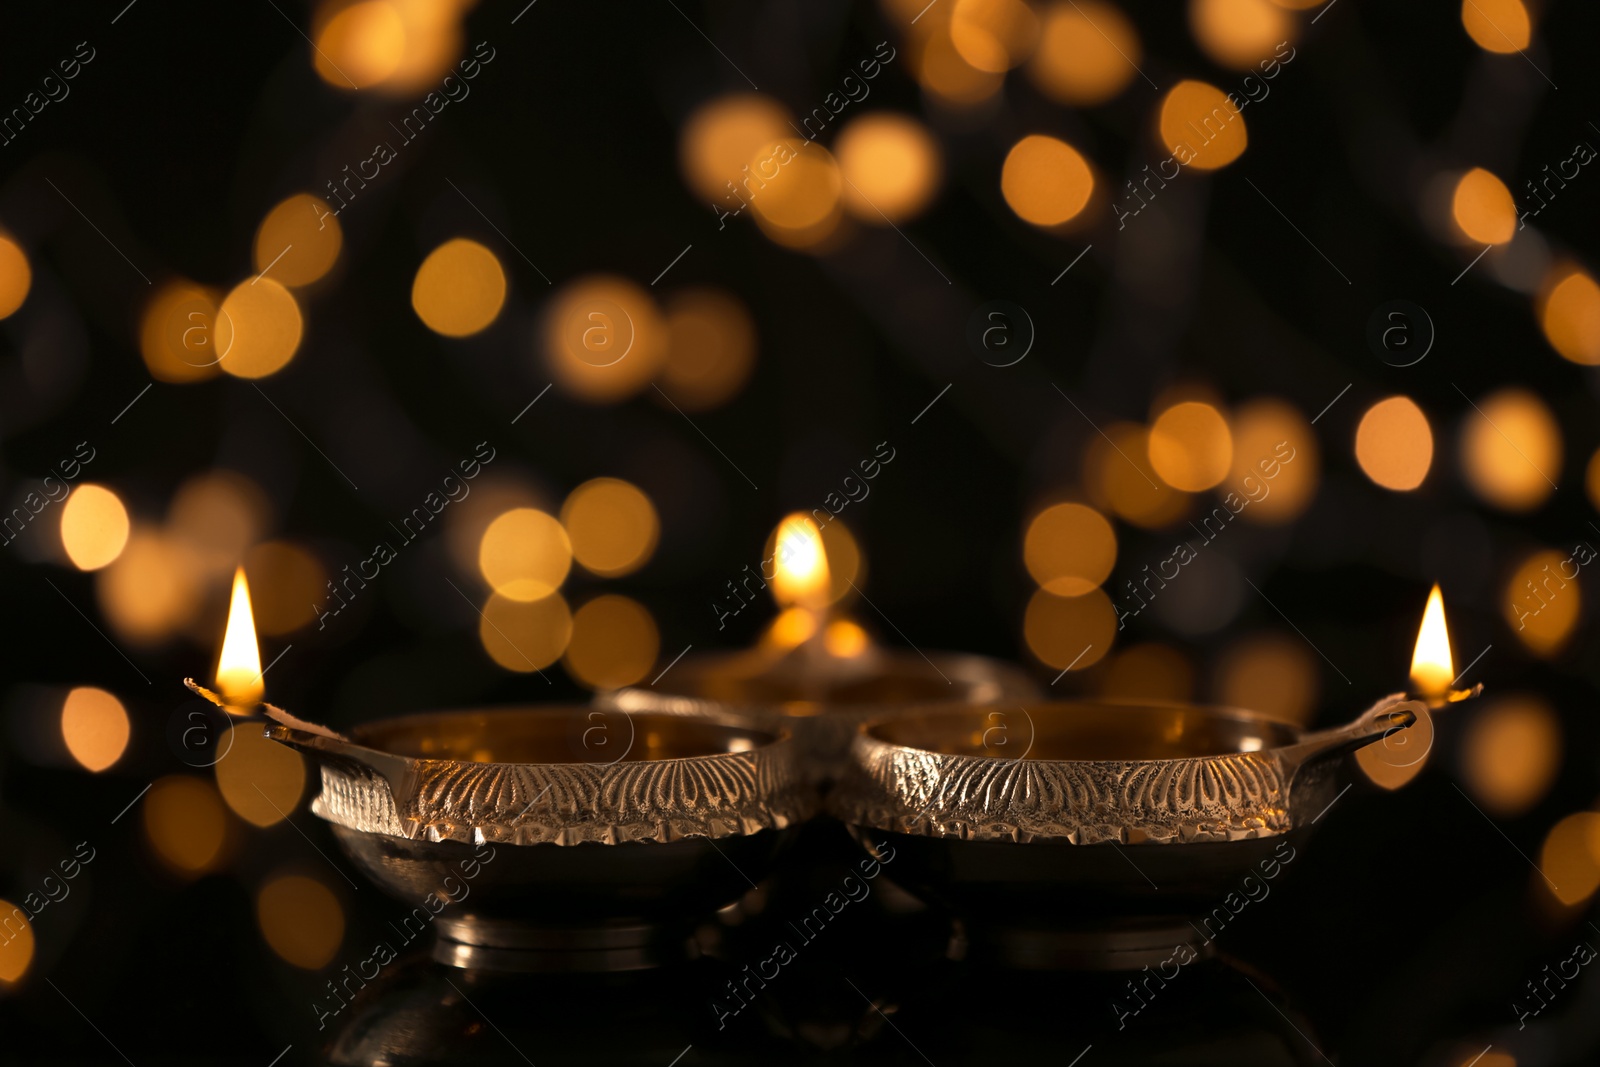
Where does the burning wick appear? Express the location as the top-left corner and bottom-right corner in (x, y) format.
(1408, 583), (1480, 707)
(191, 567), (265, 711)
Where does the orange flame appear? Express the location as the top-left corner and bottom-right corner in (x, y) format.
(770, 513), (832, 611)
(1409, 584), (1454, 700)
(216, 567), (264, 706)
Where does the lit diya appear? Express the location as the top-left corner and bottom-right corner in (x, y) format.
(602, 512), (1039, 778)
(830, 586), (1482, 968)
(189, 570), (812, 972)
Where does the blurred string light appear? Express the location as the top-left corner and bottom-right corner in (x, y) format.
(1001, 134), (1095, 227)
(1504, 549), (1580, 657)
(60, 686), (129, 772)
(254, 193), (343, 288)
(0, 902), (33, 985)
(1460, 0), (1532, 54)
(560, 478), (658, 578)
(215, 724), (306, 828)
(168, 471), (270, 578)
(58, 484), (129, 571)
(747, 139), (846, 250)
(1460, 696), (1560, 818)
(542, 275), (667, 403)
(257, 874), (343, 969)
(1227, 398), (1318, 523)
(1538, 265), (1600, 365)
(563, 594), (660, 689)
(906, 7), (1005, 108)
(1082, 423), (1190, 528)
(97, 528), (202, 644)
(1148, 401), (1233, 492)
(244, 541), (328, 635)
(1538, 812), (1600, 907)
(1023, 587), (1115, 671)
(478, 590), (571, 672)
(1215, 633), (1317, 724)
(1355, 702), (1434, 790)
(1450, 167), (1518, 245)
(479, 507), (570, 600)
(143, 775), (230, 875)
(1355, 395), (1433, 491)
(215, 278), (304, 379)
(312, 0), (408, 89)
(1158, 81), (1248, 170)
(835, 113), (943, 224)
(1026, 0), (1142, 107)
(139, 281), (223, 383)
(0, 233), (31, 318)
(1188, 0), (1296, 71)
(680, 93), (794, 204)
(1100, 642), (1194, 702)
(412, 238), (506, 337)
(660, 288), (756, 411)
(1023, 502), (1116, 595)
(948, 0), (1040, 73)
(1458, 388), (1560, 511)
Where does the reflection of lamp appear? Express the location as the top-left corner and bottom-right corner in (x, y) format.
(604, 513), (1039, 779)
(1409, 583), (1479, 708)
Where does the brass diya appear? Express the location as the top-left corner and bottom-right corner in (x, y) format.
(601, 647), (1041, 780)
(830, 694), (1427, 961)
(264, 705), (812, 971)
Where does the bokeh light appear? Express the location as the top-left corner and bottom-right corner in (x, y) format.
(412, 238), (506, 338)
(824, 618), (870, 657)
(747, 139), (845, 250)
(1451, 167), (1517, 245)
(139, 281), (224, 383)
(1023, 587), (1115, 670)
(313, 0), (406, 89)
(215, 277), (304, 379)
(1189, 0), (1295, 70)
(564, 595), (660, 689)
(257, 874), (343, 969)
(561, 478), (659, 578)
(660, 287), (756, 411)
(680, 93), (794, 204)
(59, 484), (130, 571)
(913, 21), (1005, 107)
(1027, 0), (1141, 106)
(1023, 502), (1117, 595)
(1215, 633), (1318, 724)
(0, 901), (33, 985)
(1459, 387), (1560, 511)
(543, 275), (667, 403)
(1082, 423), (1190, 528)
(1227, 399), (1318, 523)
(1538, 812), (1600, 907)
(254, 193), (343, 287)
(1460, 696), (1560, 818)
(1504, 549), (1580, 657)
(1355, 704), (1434, 790)
(1538, 266), (1600, 365)
(60, 686), (130, 772)
(1100, 643), (1194, 702)
(168, 471), (270, 578)
(478, 507), (571, 601)
(243, 541), (327, 635)
(215, 717), (307, 828)
(1001, 135), (1094, 227)
(1148, 401), (1233, 492)
(763, 606), (819, 649)
(835, 113), (943, 224)
(1158, 81), (1248, 171)
(97, 529), (202, 644)
(144, 776), (228, 874)
(478, 590), (572, 672)
(0, 234), (32, 319)
(949, 0), (1040, 73)
(1355, 396), (1433, 491)
(1461, 0), (1531, 54)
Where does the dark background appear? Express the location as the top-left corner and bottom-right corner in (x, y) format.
(1, 1), (1598, 1063)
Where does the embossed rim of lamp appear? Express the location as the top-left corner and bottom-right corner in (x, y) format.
(832, 695), (1424, 846)
(265, 705), (812, 848)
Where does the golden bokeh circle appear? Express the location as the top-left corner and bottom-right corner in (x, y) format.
(1459, 388), (1560, 511)
(1001, 135), (1094, 227)
(561, 478), (659, 578)
(1023, 502), (1117, 595)
(1027, 0), (1141, 106)
(835, 112), (943, 224)
(61, 686), (130, 773)
(1451, 167), (1517, 245)
(564, 595), (661, 690)
(59, 484), (130, 571)
(1148, 401), (1233, 492)
(0, 234), (32, 319)
(478, 508), (572, 601)
(412, 238), (507, 338)
(1158, 81), (1248, 171)
(254, 193), (343, 288)
(1354, 396), (1433, 491)
(257, 874), (344, 969)
(1023, 587), (1116, 670)
(215, 277), (304, 379)
(478, 590), (572, 672)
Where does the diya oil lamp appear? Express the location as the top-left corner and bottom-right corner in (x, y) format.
(189, 569), (813, 973)
(830, 585), (1484, 970)
(603, 512), (1039, 778)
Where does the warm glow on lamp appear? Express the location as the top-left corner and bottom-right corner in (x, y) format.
(770, 514), (832, 611)
(1410, 584), (1454, 702)
(216, 566), (264, 706)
